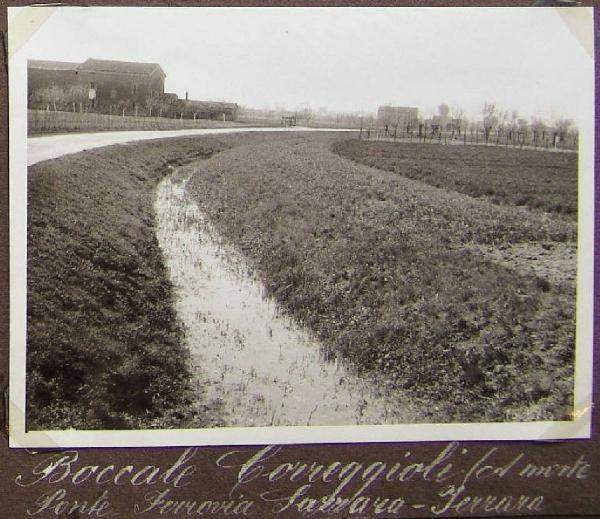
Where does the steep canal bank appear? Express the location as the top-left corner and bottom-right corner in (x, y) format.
(25, 136), (232, 429)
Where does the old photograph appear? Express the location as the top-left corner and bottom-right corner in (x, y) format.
(8, 6), (594, 447)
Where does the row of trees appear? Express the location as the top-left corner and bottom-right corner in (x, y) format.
(480, 102), (575, 147)
(377, 102), (577, 149)
(30, 86), (578, 146)
(29, 85), (176, 118)
(30, 85), (89, 113)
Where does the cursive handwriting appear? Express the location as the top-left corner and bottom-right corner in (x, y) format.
(16, 448), (198, 489)
(12, 443), (593, 517)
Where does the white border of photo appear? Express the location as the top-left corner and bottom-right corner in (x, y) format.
(7, 6), (595, 448)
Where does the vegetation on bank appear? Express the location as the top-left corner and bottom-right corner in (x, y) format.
(27, 136), (230, 429)
(332, 140), (577, 216)
(185, 135), (576, 422)
(28, 131), (577, 428)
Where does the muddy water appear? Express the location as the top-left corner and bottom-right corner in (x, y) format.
(155, 171), (415, 427)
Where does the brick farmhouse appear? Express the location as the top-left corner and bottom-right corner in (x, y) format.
(28, 58), (238, 121)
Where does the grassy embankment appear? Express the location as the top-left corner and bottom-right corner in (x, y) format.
(27, 136), (231, 430)
(185, 135), (576, 422)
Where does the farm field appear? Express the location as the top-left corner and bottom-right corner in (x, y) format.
(185, 134), (576, 423)
(332, 140), (577, 216)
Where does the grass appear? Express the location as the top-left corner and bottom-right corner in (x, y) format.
(27, 131), (577, 427)
(185, 134), (576, 422)
(332, 140), (578, 216)
(27, 136), (231, 429)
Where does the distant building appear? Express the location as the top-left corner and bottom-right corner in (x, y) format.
(28, 58), (166, 112)
(377, 105), (419, 136)
(76, 58), (166, 110)
(281, 115), (297, 127)
(28, 60), (81, 102)
(162, 93), (179, 102)
(175, 99), (239, 121)
(429, 115), (463, 135)
(28, 58), (239, 121)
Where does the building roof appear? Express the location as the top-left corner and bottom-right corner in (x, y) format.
(78, 59), (166, 77)
(28, 58), (166, 78)
(183, 99), (238, 112)
(377, 105), (418, 114)
(28, 60), (80, 71)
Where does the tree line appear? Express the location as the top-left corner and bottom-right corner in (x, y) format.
(28, 87), (578, 146)
(29, 85), (176, 118)
(374, 102), (577, 149)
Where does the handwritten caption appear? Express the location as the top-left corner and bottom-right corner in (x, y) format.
(14, 442), (591, 517)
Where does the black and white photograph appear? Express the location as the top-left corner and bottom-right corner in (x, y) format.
(8, 5), (594, 447)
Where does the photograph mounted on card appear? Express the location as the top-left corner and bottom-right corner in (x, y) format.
(7, 5), (594, 448)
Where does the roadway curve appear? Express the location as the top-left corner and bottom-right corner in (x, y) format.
(27, 127), (357, 166)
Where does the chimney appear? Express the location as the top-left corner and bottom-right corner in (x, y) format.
(185, 90), (188, 101)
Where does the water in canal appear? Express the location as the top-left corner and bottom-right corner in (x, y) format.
(154, 170), (415, 427)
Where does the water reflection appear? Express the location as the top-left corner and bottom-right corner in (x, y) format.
(154, 171), (414, 427)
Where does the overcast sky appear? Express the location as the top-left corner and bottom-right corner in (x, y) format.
(11, 6), (594, 124)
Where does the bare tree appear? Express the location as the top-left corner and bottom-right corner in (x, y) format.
(145, 93), (163, 117)
(554, 118), (573, 145)
(496, 109), (510, 141)
(531, 116), (547, 146)
(33, 85), (64, 111)
(451, 106), (466, 136)
(482, 102), (497, 144)
(117, 98), (133, 117)
(66, 84), (88, 112)
(517, 118), (529, 144)
(509, 110), (519, 142)
(299, 107), (313, 126)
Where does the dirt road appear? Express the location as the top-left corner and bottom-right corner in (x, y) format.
(27, 127), (357, 165)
